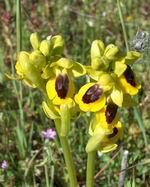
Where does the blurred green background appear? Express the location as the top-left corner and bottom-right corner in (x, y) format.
(0, 0), (150, 186)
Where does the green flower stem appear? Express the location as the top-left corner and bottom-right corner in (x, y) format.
(117, 0), (129, 52)
(44, 165), (50, 187)
(16, 0), (24, 127)
(16, 0), (27, 160)
(16, 0), (22, 52)
(54, 119), (78, 187)
(117, 0), (148, 147)
(86, 151), (96, 187)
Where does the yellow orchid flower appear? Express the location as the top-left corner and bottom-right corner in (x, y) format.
(87, 121), (123, 153)
(113, 51), (141, 77)
(100, 122), (123, 153)
(95, 103), (119, 130)
(118, 65), (141, 95)
(46, 68), (75, 106)
(75, 83), (106, 112)
(75, 73), (114, 112)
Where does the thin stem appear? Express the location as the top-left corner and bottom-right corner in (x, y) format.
(86, 151), (96, 187)
(16, 0), (22, 52)
(16, 0), (24, 128)
(117, 0), (129, 52)
(54, 119), (78, 187)
(50, 165), (55, 187)
(117, 0), (148, 147)
(16, 0), (27, 159)
(44, 165), (50, 187)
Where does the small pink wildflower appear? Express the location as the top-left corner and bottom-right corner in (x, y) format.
(1, 160), (8, 170)
(41, 128), (56, 140)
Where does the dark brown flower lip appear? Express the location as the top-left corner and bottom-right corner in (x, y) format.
(107, 127), (118, 138)
(124, 65), (136, 87)
(82, 84), (103, 104)
(105, 103), (118, 124)
(55, 74), (69, 99)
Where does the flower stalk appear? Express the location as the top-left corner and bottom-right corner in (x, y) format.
(16, 0), (27, 159)
(86, 151), (96, 187)
(117, 0), (129, 52)
(54, 119), (78, 187)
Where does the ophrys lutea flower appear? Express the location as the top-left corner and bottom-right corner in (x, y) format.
(86, 120), (123, 153)
(75, 73), (114, 112)
(46, 69), (75, 105)
(118, 65), (141, 95)
(45, 58), (86, 106)
(95, 102), (119, 130)
(112, 51), (141, 96)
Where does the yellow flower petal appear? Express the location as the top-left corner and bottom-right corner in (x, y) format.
(46, 78), (56, 100)
(72, 61), (86, 77)
(113, 61), (127, 77)
(111, 86), (123, 107)
(99, 144), (118, 153)
(98, 73), (114, 91)
(86, 66), (103, 81)
(56, 58), (73, 69)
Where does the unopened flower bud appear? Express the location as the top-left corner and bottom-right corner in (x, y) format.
(30, 50), (46, 70)
(18, 51), (30, 72)
(51, 35), (64, 55)
(91, 57), (102, 70)
(17, 51), (46, 91)
(104, 44), (119, 60)
(91, 40), (105, 59)
(30, 32), (40, 50)
(40, 40), (52, 56)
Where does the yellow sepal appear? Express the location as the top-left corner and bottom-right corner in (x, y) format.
(111, 86), (123, 107)
(42, 101), (60, 119)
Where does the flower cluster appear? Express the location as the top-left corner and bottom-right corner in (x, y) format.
(76, 40), (141, 153)
(15, 34), (141, 153)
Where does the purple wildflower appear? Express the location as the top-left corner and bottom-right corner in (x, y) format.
(1, 160), (8, 170)
(41, 128), (56, 140)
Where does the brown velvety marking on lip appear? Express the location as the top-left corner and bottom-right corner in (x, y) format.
(82, 84), (103, 104)
(105, 103), (118, 124)
(55, 74), (69, 99)
(124, 66), (136, 87)
(107, 127), (118, 138)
